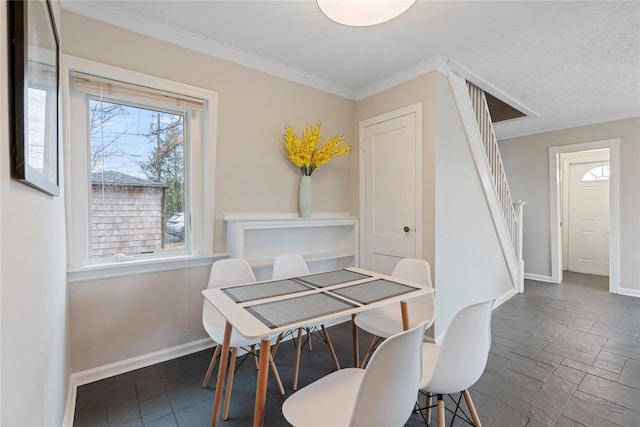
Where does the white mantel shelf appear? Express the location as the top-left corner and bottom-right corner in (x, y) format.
(223, 212), (352, 221)
(224, 212), (359, 280)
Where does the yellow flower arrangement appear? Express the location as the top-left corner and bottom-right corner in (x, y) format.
(283, 123), (351, 176)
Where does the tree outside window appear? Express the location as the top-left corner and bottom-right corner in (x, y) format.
(90, 98), (186, 258)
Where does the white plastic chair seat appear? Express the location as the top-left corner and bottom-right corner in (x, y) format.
(354, 302), (417, 338)
(353, 258), (435, 367)
(203, 302), (277, 348)
(355, 259), (435, 339)
(417, 298), (495, 427)
(283, 320), (429, 427)
(201, 257), (285, 420)
(419, 298), (494, 394)
(419, 343), (440, 391)
(282, 369), (363, 426)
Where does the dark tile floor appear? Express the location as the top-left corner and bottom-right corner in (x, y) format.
(74, 272), (640, 426)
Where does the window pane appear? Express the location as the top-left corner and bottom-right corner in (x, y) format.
(27, 87), (47, 173)
(89, 99), (186, 258)
(581, 165), (610, 182)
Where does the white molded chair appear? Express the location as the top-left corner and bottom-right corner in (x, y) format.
(201, 258), (284, 420)
(271, 254), (340, 390)
(354, 258), (435, 366)
(419, 298), (495, 426)
(282, 320), (429, 427)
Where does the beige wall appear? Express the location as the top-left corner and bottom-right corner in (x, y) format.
(355, 72), (515, 337)
(69, 265), (211, 372)
(1, 1), (70, 425)
(499, 117), (640, 294)
(355, 72), (438, 272)
(62, 11), (358, 373)
(63, 12), (358, 254)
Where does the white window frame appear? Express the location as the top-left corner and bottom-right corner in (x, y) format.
(62, 55), (218, 280)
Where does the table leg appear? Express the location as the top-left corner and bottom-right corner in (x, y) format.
(293, 328), (303, 390)
(351, 314), (360, 368)
(253, 337), (271, 427)
(210, 322), (232, 427)
(401, 301), (410, 331)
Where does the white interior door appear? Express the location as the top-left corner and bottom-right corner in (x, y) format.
(362, 111), (418, 274)
(568, 161), (610, 276)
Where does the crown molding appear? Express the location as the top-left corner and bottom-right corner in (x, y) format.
(61, 0), (591, 138)
(495, 112), (640, 140)
(446, 59), (538, 118)
(60, 0), (357, 100)
(354, 55), (450, 100)
(59, 2), (486, 104)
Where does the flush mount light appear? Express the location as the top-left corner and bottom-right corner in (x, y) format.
(317, 0), (417, 27)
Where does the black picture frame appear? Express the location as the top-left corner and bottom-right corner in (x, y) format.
(8, 0), (60, 196)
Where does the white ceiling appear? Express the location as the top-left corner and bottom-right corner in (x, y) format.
(61, 0), (640, 139)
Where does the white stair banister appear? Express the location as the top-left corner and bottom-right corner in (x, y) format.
(513, 200), (526, 292)
(467, 81), (518, 249)
(448, 71), (524, 291)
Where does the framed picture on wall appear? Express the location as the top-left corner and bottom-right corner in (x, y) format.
(8, 0), (60, 196)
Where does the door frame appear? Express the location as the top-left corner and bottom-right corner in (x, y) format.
(358, 103), (423, 268)
(549, 139), (620, 293)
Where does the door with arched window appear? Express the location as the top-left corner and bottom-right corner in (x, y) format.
(567, 160), (610, 275)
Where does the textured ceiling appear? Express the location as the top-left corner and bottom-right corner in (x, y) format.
(61, 0), (640, 139)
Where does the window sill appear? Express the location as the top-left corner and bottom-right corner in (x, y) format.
(67, 253), (227, 283)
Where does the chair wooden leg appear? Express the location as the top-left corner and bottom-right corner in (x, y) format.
(351, 314), (359, 368)
(463, 389), (481, 426)
(222, 348), (238, 420)
(321, 325), (341, 370)
(271, 333), (283, 358)
(211, 323), (232, 427)
(251, 344), (259, 369)
(268, 352), (285, 395)
(307, 328), (312, 351)
(425, 392), (432, 424)
(437, 395), (445, 427)
(292, 328), (303, 390)
(202, 345), (221, 388)
(359, 334), (376, 368)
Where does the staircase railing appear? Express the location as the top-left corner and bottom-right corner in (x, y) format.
(448, 72), (525, 292)
(466, 82), (518, 249)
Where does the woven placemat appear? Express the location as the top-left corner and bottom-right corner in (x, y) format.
(330, 279), (418, 305)
(245, 292), (357, 329)
(296, 269), (372, 288)
(222, 279), (312, 303)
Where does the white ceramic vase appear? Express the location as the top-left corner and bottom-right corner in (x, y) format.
(299, 175), (312, 218)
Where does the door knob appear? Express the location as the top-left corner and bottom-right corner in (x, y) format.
(403, 226), (410, 232)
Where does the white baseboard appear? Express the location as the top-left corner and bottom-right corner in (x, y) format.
(63, 338), (215, 426)
(494, 288), (518, 309)
(61, 317), (354, 426)
(524, 272), (555, 283)
(618, 287), (640, 298)
(71, 338), (215, 387)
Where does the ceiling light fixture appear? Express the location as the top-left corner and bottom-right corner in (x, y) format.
(317, 0), (417, 27)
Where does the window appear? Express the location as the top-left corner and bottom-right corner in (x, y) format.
(90, 99), (186, 258)
(581, 165), (610, 182)
(65, 57), (217, 271)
